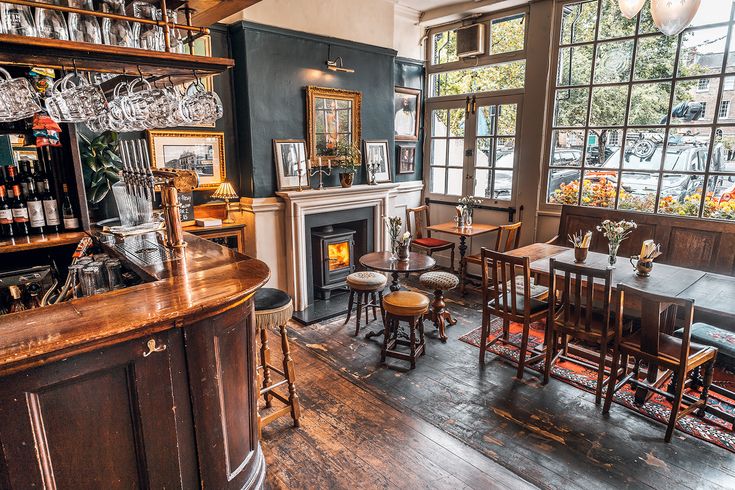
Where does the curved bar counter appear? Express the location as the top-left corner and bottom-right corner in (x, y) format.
(0, 232), (270, 489)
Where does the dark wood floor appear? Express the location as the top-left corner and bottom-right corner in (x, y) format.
(263, 284), (735, 489)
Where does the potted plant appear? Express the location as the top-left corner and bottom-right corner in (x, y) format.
(334, 141), (361, 188)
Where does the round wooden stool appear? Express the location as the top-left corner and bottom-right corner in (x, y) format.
(382, 291), (430, 369)
(254, 288), (301, 436)
(419, 271), (459, 343)
(344, 271), (387, 336)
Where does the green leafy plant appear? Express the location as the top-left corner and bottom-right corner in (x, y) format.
(80, 131), (122, 204)
(334, 141), (362, 174)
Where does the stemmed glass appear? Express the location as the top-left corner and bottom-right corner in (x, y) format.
(1, 3), (37, 36)
(101, 0), (136, 48)
(35, 0), (69, 40)
(68, 0), (102, 43)
(133, 1), (163, 51)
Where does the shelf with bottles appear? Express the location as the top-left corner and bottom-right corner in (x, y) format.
(0, 230), (87, 253)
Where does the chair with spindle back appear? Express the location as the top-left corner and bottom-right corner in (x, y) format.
(544, 259), (615, 404)
(464, 222), (523, 294)
(406, 205), (455, 272)
(603, 284), (718, 442)
(480, 248), (549, 379)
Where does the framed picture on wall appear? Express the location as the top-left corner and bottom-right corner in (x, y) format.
(364, 140), (391, 183)
(273, 139), (309, 191)
(397, 144), (415, 174)
(147, 130), (226, 189)
(394, 87), (420, 141)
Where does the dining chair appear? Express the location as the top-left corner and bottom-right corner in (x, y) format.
(480, 248), (548, 379)
(406, 204), (455, 271)
(543, 259), (615, 404)
(464, 221), (523, 294)
(602, 284), (718, 443)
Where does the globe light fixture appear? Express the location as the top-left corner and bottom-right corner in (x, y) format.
(650, 0), (701, 36)
(618, 0), (646, 19)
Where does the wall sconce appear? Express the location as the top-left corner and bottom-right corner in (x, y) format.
(326, 56), (355, 73)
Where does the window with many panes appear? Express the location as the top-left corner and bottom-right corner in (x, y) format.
(545, 0), (735, 221)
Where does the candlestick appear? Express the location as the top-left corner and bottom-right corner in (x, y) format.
(309, 160), (332, 190)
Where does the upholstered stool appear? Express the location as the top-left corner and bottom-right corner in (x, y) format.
(419, 271), (459, 343)
(254, 288), (301, 436)
(382, 291), (430, 369)
(344, 271), (387, 336)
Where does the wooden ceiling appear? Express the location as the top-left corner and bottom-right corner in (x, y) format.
(190, 0), (263, 26)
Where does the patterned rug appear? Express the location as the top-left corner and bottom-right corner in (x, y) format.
(459, 319), (735, 453)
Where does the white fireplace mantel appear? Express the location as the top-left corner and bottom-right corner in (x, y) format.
(277, 183), (401, 311)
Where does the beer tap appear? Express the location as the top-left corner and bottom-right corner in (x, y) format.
(136, 139), (155, 200)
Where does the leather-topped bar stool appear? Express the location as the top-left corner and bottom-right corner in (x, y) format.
(344, 271), (387, 336)
(419, 271), (459, 343)
(382, 291), (430, 369)
(254, 288), (301, 436)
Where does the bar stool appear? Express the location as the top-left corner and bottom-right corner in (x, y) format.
(344, 271), (387, 336)
(382, 291), (430, 369)
(254, 288), (301, 436)
(419, 271), (459, 343)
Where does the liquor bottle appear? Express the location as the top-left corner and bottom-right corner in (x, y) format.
(62, 184), (80, 230)
(11, 184), (29, 236)
(0, 184), (13, 238)
(26, 180), (45, 235)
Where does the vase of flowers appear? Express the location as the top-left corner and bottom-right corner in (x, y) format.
(596, 219), (637, 269)
(397, 231), (411, 262)
(458, 195), (481, 227)
(384, 215), (402, 261)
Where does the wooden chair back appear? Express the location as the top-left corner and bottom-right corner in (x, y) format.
(482, 247), (532, 323)
(616, 284), (695, 368)
(406, 205), (431, 239)
(494, 221), (522, 252)
(549, 259), (613, 334)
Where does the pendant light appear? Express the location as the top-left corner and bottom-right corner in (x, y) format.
(618, 0), (646, 19)
(650, 0), (702, 36)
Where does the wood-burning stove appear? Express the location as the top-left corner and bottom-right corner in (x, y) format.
(312, 225), (356, 300)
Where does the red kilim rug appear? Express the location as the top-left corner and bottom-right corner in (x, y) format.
(459, 319), (735, 453)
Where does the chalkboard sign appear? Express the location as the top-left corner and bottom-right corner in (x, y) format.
(178, 191), (195, 226)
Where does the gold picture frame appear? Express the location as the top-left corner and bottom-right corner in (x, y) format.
(147, 130), (226, 189)
(306, 86), (362, 165)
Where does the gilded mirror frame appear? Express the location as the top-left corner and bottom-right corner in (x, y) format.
(305, 86), (362, 165)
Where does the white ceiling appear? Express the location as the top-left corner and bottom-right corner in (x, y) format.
(395, 0), (462, 11)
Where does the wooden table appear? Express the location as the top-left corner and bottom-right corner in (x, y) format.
(360, 251), (436, 292)
(426, 222), (499, 293)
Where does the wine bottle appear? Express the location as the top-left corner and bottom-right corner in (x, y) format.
(26, 180), (45, 235)
(11, 184), (29, 236)
(40, 168), (60, 234)
(5, 165), (17, 199)
(62, 184), (80, 230)
(18, 161), (32, 198)
(0, 184), (13, 238)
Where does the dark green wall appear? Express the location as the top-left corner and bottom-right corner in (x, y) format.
(394, 57), (424, 183)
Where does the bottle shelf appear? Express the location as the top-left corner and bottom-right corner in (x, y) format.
(0, 230), (87, 254)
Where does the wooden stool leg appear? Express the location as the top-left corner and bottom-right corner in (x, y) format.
(371, 292), (378, 322)
(355, 292), (364, 336)
(381, 316), (391, 363)
(279, 324), (301, 427)
(419, 316), (426, 355)
(409, 317), (417, 370)
(378, 291), (385, 328)
(260, 326), (272, 408)
(344, 289), (355, 326)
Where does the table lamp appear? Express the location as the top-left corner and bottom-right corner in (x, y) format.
(211, 181), (239, 224)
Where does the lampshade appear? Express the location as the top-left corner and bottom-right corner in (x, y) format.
(651, 0), (701, 36)
(618, 0), (646, 19)
(211, 181), (238, 200)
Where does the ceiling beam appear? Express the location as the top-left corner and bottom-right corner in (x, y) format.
(419, 0), (533, 26)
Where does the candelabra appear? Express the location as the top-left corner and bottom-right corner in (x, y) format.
(309, 162), (332, 190)
(366, 160), (380, 185)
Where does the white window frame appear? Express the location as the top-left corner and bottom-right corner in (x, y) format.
(697, 78), (710, 92)
(719, 100), (730, 119)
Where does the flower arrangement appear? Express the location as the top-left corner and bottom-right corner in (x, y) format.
(596, 219), (637, 268)
(384, 216), (405, 260)
(458, 195), (482, 211)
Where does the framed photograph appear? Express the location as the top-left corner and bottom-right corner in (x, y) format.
(273, 139), (309, 191)
(394, 87), (420, 141)
(147, 130), (225, 189)
(364, 140), (391, 183)
(397, 145), (416, 174)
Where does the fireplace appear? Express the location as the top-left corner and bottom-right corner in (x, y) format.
(311, 225), (357, 299)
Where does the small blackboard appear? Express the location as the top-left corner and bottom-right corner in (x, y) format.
(178, 191), (195, 225)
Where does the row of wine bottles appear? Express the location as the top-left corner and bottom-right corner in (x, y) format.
(0, 160), (79, 238)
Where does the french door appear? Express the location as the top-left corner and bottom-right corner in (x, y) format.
(424, 94), (523, 204)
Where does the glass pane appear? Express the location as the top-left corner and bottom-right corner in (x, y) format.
(594, 40), (633, 83)
(560, 0), (598, 45)
(634, 35), (676, 80)
(590, 85), (627, 126)
(628, 82), (671, 125)
(638, 6), (657, 35)
(474, 168), (491, 197)
(476, 106), (495, 137)
(432, 30), (458, 65)
(447, 168), (463, 195)
(581, 170), (617, 208)
(431, 139), (447, 166)
(448, 138), (464, 166)
(618, 172), (656, 212)
(431, 167), (446, 194)
(429, 61), (526, 97)
(727, 33), (735, 72)
(672, 77), (719, 125)
(551, 130), (584, 167)
(497, 104), (517, 135)
(547, 169), (581, 204)
(490, 14), (525, 54)
(622, 128), (665, 169)
(718, 99), (733, 121)
(496, 138), (515, 168)
(338, 110), (351, 133)
(690, 4), (733, 28)
(678, 26), (728, 77)
(557, 45), (593, 86)
(597, 0), (635, 40)
(554, 88), (589, 127)
(476, 138), (492, 168)
(432, 110), (448, 136)
(586, 128), (622, 166)
(658, 174), (705, 217)
(666, 127), (711, 171)
(713, 127), (735, 172)
(493, 170), (513, 200)
(449, 109), (465, 137)
(704, 174), (735, 220)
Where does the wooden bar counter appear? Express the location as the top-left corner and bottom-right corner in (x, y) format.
(0, 231), (270, 489)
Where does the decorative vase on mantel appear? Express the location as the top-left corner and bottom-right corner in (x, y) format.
(339, 172), (354, 188)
